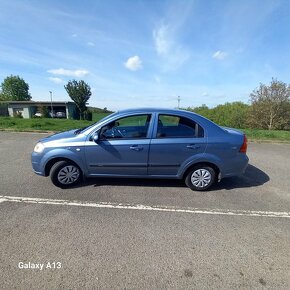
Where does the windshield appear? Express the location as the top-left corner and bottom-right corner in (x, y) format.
(74, 112), (119, 134)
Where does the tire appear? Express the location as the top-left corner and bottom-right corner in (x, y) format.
(50, 161), (82, 188)
(185, 165), (216, 191)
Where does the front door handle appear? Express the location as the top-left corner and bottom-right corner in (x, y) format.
(130, 145), (143, 151)
(186, 144), (201, 150)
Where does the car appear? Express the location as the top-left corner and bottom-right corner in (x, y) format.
(31, 108), (248, 191)
(55, 111), (66, 118)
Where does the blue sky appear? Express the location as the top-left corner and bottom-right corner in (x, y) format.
(0, 0), (289, 110)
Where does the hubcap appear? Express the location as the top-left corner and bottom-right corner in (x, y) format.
(57, 165), (80, 185)
(191, 169), (211, 188)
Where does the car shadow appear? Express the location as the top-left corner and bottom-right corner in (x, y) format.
(74, 164), (269, 190)
(213, 164), (270, 190)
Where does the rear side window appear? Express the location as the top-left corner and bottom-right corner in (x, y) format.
(157, 115), (204, 138)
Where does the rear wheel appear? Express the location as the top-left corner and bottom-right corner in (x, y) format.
(185, 165), (216, 191)
(50, 161), (82, 188)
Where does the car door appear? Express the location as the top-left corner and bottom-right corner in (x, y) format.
(148, 114), (207, 176)
(85, 114), (152, 176)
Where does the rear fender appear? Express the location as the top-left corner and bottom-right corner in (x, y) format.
(177, 153), (223, 178)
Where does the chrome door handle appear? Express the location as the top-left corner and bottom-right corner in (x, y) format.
(130, 145), (143, 151)
(186, 144), (200, 149)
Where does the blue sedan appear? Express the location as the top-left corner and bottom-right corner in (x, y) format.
(31, 108), (248, 191)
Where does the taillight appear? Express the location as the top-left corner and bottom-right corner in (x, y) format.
(239, 135), (247, 153)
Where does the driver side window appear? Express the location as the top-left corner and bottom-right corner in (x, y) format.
(100, 114), (151, 139)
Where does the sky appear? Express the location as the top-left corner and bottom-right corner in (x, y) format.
(0, 0), (290, 111)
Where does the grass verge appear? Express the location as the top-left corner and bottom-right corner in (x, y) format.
(241, 128), (290, 142)
(0, 116), (106, 132)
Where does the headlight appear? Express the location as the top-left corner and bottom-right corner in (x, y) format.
(34, 142), (45, 153)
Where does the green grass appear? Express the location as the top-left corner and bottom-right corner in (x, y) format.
(0, 116), (290, 142)
(241, 128), (290, 142)
(0, 115), (110, 132)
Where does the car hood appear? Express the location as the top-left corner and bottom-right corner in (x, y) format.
(40, 129), (78, 143)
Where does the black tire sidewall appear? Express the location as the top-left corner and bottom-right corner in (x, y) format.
(185, 166), (216, 191)
(50, 161), (82, 188)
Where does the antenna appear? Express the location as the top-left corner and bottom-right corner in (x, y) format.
(177, 96), (180, 109)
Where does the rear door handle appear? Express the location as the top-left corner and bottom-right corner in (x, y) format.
(130, 145), (143, 151)
(186, 144), (201, 149)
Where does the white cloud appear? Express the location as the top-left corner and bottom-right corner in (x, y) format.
(152, 23), (190, 70)
(153, 24), (171, 56)
(47, 68), (89, 77)
(48, 77), (64, 84)
(124, 56), (142, 71)
(212, 50), (227, 60)
(87, 42), (95, 46)
(202, 92), (209, 97)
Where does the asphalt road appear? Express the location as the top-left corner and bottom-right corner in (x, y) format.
(0, 131), (290, 289)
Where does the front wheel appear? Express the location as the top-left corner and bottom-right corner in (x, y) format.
(50, 161), (82, 188)
(185, 166), (216, 191)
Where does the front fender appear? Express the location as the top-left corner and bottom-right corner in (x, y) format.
(41, 147), (87, 176)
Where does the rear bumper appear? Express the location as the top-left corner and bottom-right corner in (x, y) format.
(221, 154), (249, 178)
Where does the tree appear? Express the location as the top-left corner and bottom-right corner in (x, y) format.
(64, 80), (92, 120)
(0, 93), (6, 101)
(185, 102), (250, 129)
(212, 102), (250, 129)
(0, 75), (31, 101)
(36, 104), (49, 118)
(248, 79), (290, 130)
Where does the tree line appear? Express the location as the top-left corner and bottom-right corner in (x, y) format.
(0, 75), (289, 129)
(185, 79), (290, 130)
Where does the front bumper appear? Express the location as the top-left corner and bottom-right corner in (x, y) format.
(31, 152), (45, 176)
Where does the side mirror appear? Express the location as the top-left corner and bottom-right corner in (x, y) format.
(92, 132), (99, 143)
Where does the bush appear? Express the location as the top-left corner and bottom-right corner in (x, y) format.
(40, 106), (50, 118)
(88, 106), (113, 113)
(185, 102), (250, 129)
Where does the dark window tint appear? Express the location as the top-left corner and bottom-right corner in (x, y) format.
(157, 115), (204, 138)
(100, 114), (151, 139)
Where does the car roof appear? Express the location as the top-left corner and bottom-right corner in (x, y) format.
(115, 107), (198, 116)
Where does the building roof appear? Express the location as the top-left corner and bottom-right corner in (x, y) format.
(6, 101), (75, 105)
